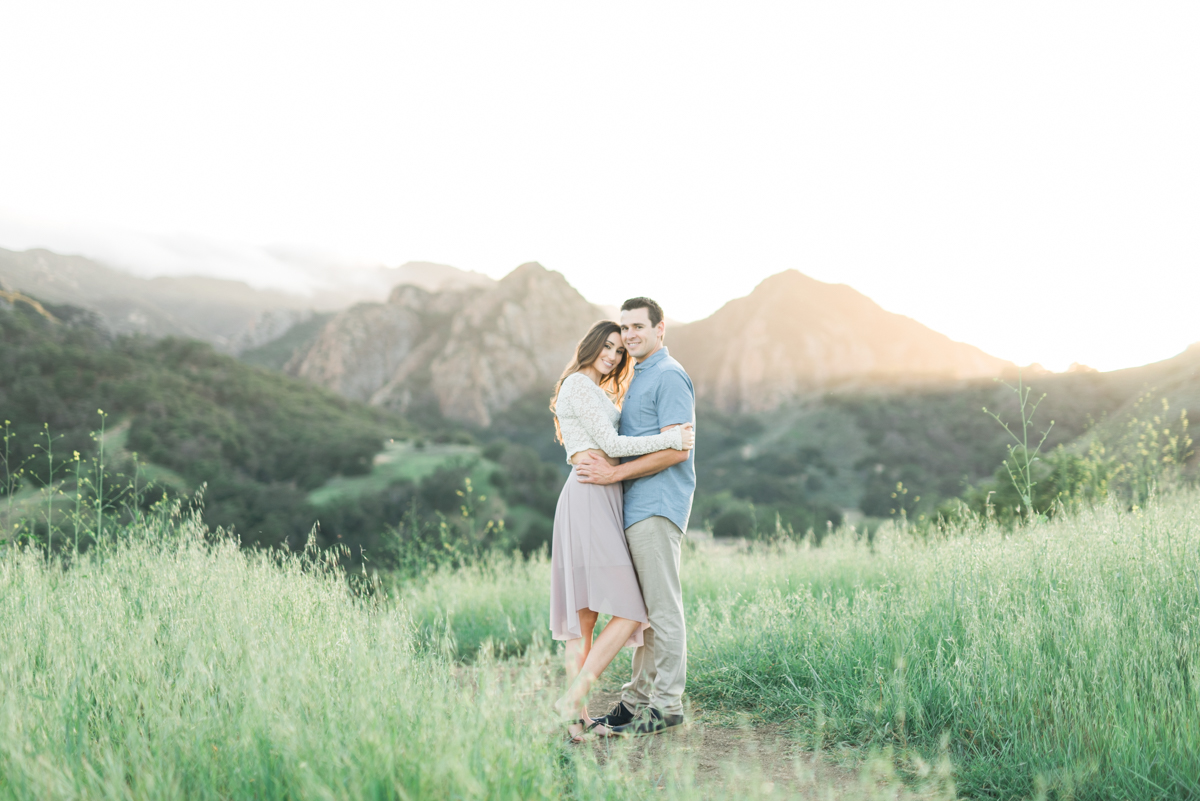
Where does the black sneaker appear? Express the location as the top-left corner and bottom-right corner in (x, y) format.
(590, 700), (637, 728)
(609, 707), (684, 736)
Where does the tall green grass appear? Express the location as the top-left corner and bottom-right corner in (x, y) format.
(0, 510), (561, 799)
(7, 483), (1198, 798)
(413, 494), (1200, 800)
(9, 505), (928, 800)
(691, 499), (1200, 799)
(397, 551), (552, 659)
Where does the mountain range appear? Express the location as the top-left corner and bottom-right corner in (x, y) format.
(0, 247), (492, 353)
(11, 245), (1195, 435)
(4, 245), (1197, 529)
(280, 262), (1013, 423)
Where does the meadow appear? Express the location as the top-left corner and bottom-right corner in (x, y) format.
(3, 485), (1199, 800)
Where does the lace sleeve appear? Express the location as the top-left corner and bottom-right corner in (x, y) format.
(567, 379), (684, 458)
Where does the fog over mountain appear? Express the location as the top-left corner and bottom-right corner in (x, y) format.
(0, 247), (493, 353)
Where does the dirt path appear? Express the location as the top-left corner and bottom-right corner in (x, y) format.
(575, 689), (956, 800)
(581, 689), (846, 798)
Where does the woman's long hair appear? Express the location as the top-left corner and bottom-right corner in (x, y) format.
(550, 320), (633, 444)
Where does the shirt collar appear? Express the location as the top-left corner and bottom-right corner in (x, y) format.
(634, 346), (669, 373)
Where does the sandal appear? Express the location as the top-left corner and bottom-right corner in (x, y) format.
(566, 718), (588, 744)
(566, 718), (607, 743)
(585, 719), (614, 738)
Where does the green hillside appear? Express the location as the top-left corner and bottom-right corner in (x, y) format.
(1, 295), (564, 561)
(0, 295), (403, 546)
(8, 287), (1197, 560)
(692, 356), (1198, 530)
(238, 312), (333, 371)
(488, 352), (1199, 539)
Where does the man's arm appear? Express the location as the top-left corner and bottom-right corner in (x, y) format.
(575, 425), (688, 485)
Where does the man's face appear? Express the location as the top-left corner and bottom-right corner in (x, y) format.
(620, 307), (665, 361)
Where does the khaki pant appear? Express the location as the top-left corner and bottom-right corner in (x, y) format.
(620, 515), (686, 716)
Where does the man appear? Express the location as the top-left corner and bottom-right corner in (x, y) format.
(575, 296), (696, 735)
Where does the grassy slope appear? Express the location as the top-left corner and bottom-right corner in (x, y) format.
(0, 516), (567, 801)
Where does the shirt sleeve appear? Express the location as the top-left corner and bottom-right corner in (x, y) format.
(570, 382), (684, 458)
(655, 369), (696, 429)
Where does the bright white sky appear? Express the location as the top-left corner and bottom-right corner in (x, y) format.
(1, 2), (1197, 371)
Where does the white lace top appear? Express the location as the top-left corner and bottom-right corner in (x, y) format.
(555, 372), (684, 463)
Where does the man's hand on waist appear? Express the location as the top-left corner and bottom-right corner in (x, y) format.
(574, 452), (622, 485)
(576, 425), (691, 486)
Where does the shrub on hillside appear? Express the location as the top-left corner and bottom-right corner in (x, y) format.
(712, 503), (755, 538)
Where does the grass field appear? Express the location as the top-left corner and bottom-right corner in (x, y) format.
(3, 491), (1199, 799)
(401, 492), (1200, 799)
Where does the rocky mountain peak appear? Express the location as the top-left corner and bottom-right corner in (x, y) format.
(669, 270), (1012, 412)
(289, 263), (604, 426)
(491, 261), (576, 301)
(504, 261), (551, 280)
(387, 284), (433, 308)
(735, 270), (883, 315)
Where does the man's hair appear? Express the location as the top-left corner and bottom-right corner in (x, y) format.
(620, 297), (664, 327)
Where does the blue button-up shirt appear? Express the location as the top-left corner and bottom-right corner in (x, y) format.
(619, 346), (696, 533)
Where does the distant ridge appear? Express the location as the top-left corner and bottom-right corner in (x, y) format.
(0, 247), (494, 353)
(669, 270), (1013, 412)
(0, 247), (314, 350)
(3, 244), (1022, 423)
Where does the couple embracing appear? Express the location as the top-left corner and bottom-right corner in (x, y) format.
(549, 296), (696, 742)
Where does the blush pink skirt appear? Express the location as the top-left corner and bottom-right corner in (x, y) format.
(549, 469), (648, 648)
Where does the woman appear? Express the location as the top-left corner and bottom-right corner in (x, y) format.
(548, 320), (695, 742)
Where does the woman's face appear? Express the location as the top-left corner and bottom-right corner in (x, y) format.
(591, 333), (626, 376)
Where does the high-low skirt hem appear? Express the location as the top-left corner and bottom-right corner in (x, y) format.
(549, 470), (649, 648)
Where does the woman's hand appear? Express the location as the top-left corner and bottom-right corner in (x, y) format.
(680, 423), (696, 450)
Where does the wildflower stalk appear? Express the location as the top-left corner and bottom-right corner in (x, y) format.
(983, 369), (1054, 519)
(73, 451), (83, 554)
(95, 410), (107, 543)
(2, 420), (13, 542)
(37, 423), (60, 559)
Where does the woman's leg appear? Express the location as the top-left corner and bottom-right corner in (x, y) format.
(561, 615), (641, 726)
(563, 609), (598, 688)
(561, 610), (598, 738)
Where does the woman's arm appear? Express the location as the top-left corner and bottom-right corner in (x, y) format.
(575, 430), (689, 485)
(564, 379), (684, 458)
